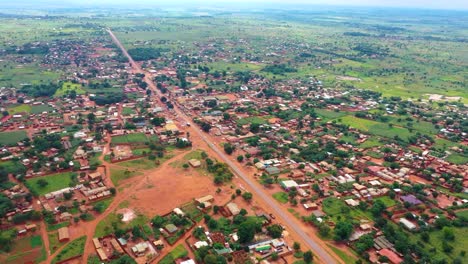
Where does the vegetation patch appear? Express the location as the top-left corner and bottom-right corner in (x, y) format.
(52, 236), (86, 264)
(110, 168), (142, 186)
(328, 245), (358, 264)
(272, 192), (289, 204)
(54, 82), (86, 97)
(158, 244), (188, 264)
(111, 133), (149, 144)
(446, 154), (468, 165)
(0, 131), (28, 146)
(25, 172), (77, 196)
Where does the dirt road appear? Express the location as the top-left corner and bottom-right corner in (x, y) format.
(107, 28), (340, 264)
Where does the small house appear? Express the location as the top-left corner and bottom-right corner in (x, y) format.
(58, 227), (70, 242)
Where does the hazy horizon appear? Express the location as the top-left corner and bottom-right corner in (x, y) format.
(1, 0), (468, 11)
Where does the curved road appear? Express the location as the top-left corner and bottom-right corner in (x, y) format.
(107, 28), (338, 264)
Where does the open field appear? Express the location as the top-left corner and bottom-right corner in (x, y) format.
(407, 226), (468, 262)
(236, 116), (268, 126)
(31, 104), (54, 114)
(0, 131), (28, 146)
(272, 192), (289, 204)
(328, 245), (358, 264)
(2, 235), (46, 264)
(158, 244), (188, 264)
(338, 115), (416, 140)
(110, 167), (143, 186)
(117, 157), (162, 170)
(25, 172), (76, 196)
(0, 61), (60, 88)
(111, 133), (149, 144)
(94, 211), (148, 237)
(7, 104), (31, 114)
(446, 154), (468, 165)
(54, 82), (86, 97)
(51, 236), (86, 264)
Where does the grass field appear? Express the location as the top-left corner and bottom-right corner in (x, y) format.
(47, 232), (66, 254)
(407, 226), (468, 262)
(4, 235), (46, 264)
(122, 107), (135, 116)
(132, 148), (150, 156)
(455, 210), (468, 219)
(54, 82), (86, 97)
(315, 109), (349, 120)
(47, 221), (70, 232)
(111, 133), (149, 144)
(90, 197), (114, 213)
(110, 167), (142, 186)
(338, 116), (416, 140)
(328, 245), (358, 264)
(236, 116), (268, 126)
(30, 104), (54, 114)
(373, 196), (397, 208)
(359, 137), (384, 149)
(117, 157), (159, 170)
(206, 61), (264, 72)
(25, 172), (76, 196)
(52, 236), (86, 264)
(272, 192), (289, 204)
(158, 244), (188, 264)
(0, 61), (60, 88)
(446, 154), (468, 165)
(169, 149), (203, 168)
(7, 104), (31, 114)
(322, 197), (372, 222)
(0, 131), (28, 146)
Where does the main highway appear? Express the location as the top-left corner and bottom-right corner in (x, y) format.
(107, 28), (339, 264)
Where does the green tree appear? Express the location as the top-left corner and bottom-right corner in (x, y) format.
(242, 192), (253, 202)
(303, 250), (314, 263)
(293, 241), (301, 251)
(238, 219), (258, 243)
(333, 221), (353, 241)
(267, 224), (283, 238)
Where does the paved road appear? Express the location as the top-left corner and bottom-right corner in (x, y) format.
(107, 28), (338, 264)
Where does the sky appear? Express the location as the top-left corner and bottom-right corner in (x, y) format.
(4, 0), (468, 10)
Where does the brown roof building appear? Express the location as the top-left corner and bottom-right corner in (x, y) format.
(58, 227), (70, 242)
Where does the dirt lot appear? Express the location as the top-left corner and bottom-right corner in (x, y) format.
(122, 157), (233, 217)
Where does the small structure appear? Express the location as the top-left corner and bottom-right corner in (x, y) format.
(165, 224), (178, 234)
(110, 238), (124, 254)
(180, 260), (196, 264)
(173, 208), (185, 216)
(303, 202), (318, 210)
(188, 159), (201, 168)
(25, 224), (37, 231)
(196, 195), (214, 208)
(226, 202), (240, 216)
(280, 180), (298, 190)
(58, 227), (70, 242)
(93, 238), (102, 249)
(60, 212), (73, 221)
(96, 248), (108, 261)
(265, 166), (280, 175)
(345, 198), (359, 207)
(88, 172), (102, 181)
(153, 240), (164, 249)
(399, 218), (417, 231)
(131, 242), (149, 257)
(400, 194), (422, 206)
